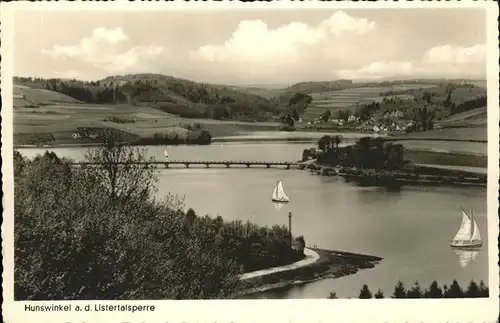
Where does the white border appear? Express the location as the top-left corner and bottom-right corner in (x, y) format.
(1, 1), (499, 323)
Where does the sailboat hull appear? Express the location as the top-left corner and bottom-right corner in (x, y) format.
(271, 198), (289, 203)
(449, 240), (483, 248)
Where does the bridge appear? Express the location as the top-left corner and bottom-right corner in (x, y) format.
(71, 160), (300, 169)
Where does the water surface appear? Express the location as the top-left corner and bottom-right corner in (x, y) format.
(18, 141), (489, 299)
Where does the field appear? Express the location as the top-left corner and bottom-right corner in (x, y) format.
(396, 140), (487, 155)
(394, 126), (488, 166)
(434, 107), (487, 128)
(13, 84), (82, 107)
(301, 84), (438, 121)
(401, 126), (487, 142)
(14, 100), (281, 145)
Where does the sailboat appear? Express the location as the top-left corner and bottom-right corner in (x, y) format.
(450, 207), (482, 248)
(163, 147), (169, 161)
(271, 180), (290, 204)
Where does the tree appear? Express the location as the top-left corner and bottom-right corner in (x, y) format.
(374, 289), (384, 299)
(282, 114), (295, 127)
(293, 236), (305, 254)
(83, 129), (157, 203)
(184, 208), (197, 230)
(478, 280), (489, 297)
(330, 280), (488, 300)
(328, 292), (338, 299)
(321, 109), (332, 122)
(392, 281), (407, 298)
(358, 284), (372, 299)
(333, 135), (342, 149)
(445, 280), (464, 298)
(337, 109), (350, 122)
(443, 90), (452, 108)
(14, 139), (241, 300)
(196, 130), (212, 145)
(465, 280), (481, 298)
(406, 281), (423, 298)
(425, 280), (443, 298)
(317, 135), (330, 154)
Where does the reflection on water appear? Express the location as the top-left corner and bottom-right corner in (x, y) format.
(17, 142), (489, 299)
(453, 248), (481, 268)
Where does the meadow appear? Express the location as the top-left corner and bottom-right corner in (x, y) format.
(301, 84), (438, 122)
(13, 85), (281, 145)
(434, 106), (487, 128)
(401, 126), (487, 142)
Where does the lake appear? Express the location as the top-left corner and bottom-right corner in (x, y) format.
(17, 141), (489, 299)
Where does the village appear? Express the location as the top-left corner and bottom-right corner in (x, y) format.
(303, 109), (416, 135)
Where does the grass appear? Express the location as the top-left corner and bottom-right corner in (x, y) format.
(301, 84), (438, 121)
(13, 98), (282, 145)
(435, 107), (487, 128)
(403, 150), (487, 168)
(14, 84), (82, 106)
(401, 126), (487, 142)
(395, 140), (487, 155)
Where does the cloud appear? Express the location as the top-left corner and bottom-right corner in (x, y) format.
(190, 11), (377, 66)
(319, 11), (376, 37)
(337, 61), (418, 80)
(336, 44), (486, 80)
(41, 27), (163, 74)
(423, 44), (486, 65)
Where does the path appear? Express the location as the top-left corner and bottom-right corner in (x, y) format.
(239, 248), (320, 281)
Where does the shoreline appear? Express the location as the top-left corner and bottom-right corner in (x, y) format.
(301, 162), (487, 187)
(14, 136), (488, 151)
(239, 248), (320, 281)
(236, 248), (382, 297)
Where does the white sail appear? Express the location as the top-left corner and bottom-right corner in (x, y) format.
(470, 211), (482, 241)
(163, 148), (169, 161)
(272, 180), (290, 202)
(452, 210), (472, 242)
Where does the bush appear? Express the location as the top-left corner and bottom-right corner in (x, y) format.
(134, 129), (212, 146)
(14, 132), (239, 300)
(14, 131), (301, 300)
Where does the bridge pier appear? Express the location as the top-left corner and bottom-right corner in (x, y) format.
(205, 163), (209, 168)
(185, 163), (190, 168)
(286, 164), (290, 170)
(266, 164), (271, 168)
(164, 163), (169, 168)
(225, 163), (230, 168)
(246, 163), (251, 168)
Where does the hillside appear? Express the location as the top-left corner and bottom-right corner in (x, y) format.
(14, 74), (281, 122)
(272, 78), (486, 123)
(434, 107), (487, 128)
(14, 84), (82, 107)
(300, 84), (438, 122)
(302, 81), (486, 129)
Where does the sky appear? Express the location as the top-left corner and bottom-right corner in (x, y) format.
(13, 8), (487, 86)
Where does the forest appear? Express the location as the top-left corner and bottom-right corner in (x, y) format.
(14, 75), (282, 122)
(309, 135), (405, 170)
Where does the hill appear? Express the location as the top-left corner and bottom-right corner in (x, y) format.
(14, 74), (281, 122)
(302, 81), (486, 129)
(300, 84), (438, 123)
